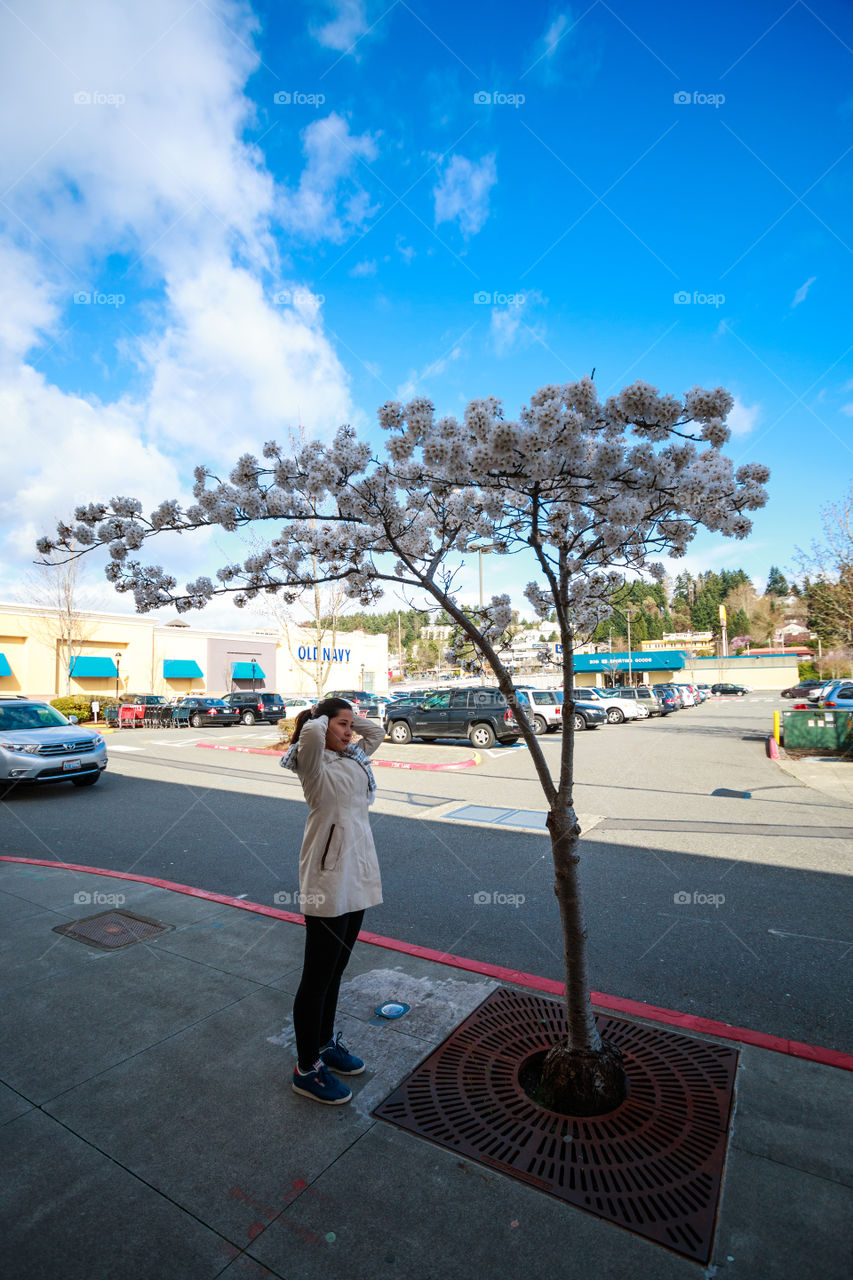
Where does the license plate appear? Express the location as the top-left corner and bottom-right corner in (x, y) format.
(62, 759), (82, 771)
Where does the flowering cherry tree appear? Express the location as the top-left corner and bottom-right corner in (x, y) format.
(39, 376), (769, 1112)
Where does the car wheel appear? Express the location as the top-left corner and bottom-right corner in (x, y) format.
(606, 706), (625, 724)
(532, 715), (547, 735)
(242, 711), (256, 725)
(389, 721), (413, 745)
(573, 713), (586, 731)
(469, 723), (496, 749)
(71, 773), (100, 787)
(190, 713), (203, 728)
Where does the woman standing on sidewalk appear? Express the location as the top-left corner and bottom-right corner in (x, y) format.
(280, 697), (385, 1105)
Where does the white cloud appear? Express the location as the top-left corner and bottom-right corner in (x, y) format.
(278, 112), (379, 242)
(349, 258), (377, 277)
(726, 396), (761, 436)
(791, 276), (816, 308)
(840, 403), (853, 417)
(433, 154), (497, 238)
(489, 291), (546, 356)
(310, 0), (369, 53)
(0, 0), (357, 601)
(543, 13), (572, 58)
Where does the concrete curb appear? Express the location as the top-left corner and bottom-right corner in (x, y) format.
(194, 741), (481, 771)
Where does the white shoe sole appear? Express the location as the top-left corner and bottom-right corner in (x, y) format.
(291, 1080), (352, 1105)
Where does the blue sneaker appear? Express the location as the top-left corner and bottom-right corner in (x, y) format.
(320, 1032), (366, 1076)
(292, 1060), (352, 1105)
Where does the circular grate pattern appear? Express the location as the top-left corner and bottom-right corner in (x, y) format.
(53, 910), (169, 950)
(374, 986), (738, 1263)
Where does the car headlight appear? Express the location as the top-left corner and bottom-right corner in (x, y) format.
(0, 742), (41, 753)
(92, 735), (105, 746)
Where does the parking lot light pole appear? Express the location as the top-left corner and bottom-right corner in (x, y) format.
(114, 652), (121, 703)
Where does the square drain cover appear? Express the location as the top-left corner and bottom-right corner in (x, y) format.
(53, 910), (171, 950)
(374, 986), (738, 1263)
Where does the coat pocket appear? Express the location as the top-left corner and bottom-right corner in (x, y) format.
(320, 823), (338, 871)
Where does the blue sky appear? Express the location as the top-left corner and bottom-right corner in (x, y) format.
(2, 0), (851, 624)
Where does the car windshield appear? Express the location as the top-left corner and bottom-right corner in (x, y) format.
(0, 704), (70, 730)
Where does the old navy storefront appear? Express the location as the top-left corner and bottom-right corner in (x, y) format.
(570, 649), (688, 688)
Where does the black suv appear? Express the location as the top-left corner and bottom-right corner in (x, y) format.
(223, 692), (286, 724)
(383, 687), (519, 748)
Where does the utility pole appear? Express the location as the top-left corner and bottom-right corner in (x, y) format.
(397, 611), (403, 678)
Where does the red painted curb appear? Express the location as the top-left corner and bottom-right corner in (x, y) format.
(195, 742), (480, 770)
(2, 855), (850, 1072)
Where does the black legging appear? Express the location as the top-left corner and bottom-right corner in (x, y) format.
(293, 909), (364, 1071)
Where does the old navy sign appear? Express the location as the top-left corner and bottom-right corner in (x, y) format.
(297, 645), (352, 663)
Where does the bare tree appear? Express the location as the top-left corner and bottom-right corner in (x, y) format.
(22, 547), (95, 694)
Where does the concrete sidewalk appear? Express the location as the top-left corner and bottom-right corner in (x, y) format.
(0, 862), (850, 1280)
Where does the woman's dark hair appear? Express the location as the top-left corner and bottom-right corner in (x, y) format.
(290, 697), (354, 745)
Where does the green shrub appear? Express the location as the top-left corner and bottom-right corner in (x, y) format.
(50, 696), (119, 723)
(798, 661), (819, 680)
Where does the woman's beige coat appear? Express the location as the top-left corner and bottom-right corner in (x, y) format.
(293, 713), (385, 917)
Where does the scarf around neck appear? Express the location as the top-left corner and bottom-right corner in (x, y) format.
(280, 737), (377, 805)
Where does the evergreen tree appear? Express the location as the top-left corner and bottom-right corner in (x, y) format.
(730, 607), (751, 636)
(765, 566), (789, 596)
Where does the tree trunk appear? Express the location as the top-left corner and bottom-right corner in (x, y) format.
(534, 804), (627, 1115)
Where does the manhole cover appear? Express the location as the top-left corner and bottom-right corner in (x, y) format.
(53, 910), (170, 950)
(374, 987), (737, 1263)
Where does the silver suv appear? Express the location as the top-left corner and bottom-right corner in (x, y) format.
(612, 686), (663, 716)
(0, 701), (108, 790)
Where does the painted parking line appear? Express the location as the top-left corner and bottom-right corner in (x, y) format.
(106, 744), (146, 752)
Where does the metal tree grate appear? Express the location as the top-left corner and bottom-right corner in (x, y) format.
(374, 987), (738, 1263)
(53, 910), (170, 950)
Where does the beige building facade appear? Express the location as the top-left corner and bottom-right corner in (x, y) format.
(0, 603), (389, 702)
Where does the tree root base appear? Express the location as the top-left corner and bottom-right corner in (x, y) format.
(520, 1040), (628, 1116)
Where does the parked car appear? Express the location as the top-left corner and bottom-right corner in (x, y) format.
(568, 687), (644, 723)
(277, 695), (317, 720)
(710, 683), (748, 697)
(175, 697), (241, 727)
(820, 682), (853, 708)
(553, 692), (608, 731)
(610, 686), (663, 716)
(325, 689), (385, 719)
(222, 691), (286, 725)
(808, 680), (843, 702)
(781, 680), (825, 698)
(513, 688), (562, 735)
(653, 684), (681, 713)
(383, 687), (519, 748)
(0, 700), (108, 790)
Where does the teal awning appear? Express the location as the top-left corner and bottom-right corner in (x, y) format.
(231, 661), (265, 679)
(0, 653), (11, 677)
(163, 659), (204, 678)
(70, 656), (118, 677)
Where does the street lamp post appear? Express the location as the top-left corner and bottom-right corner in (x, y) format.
(114, 652), (121, 704)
